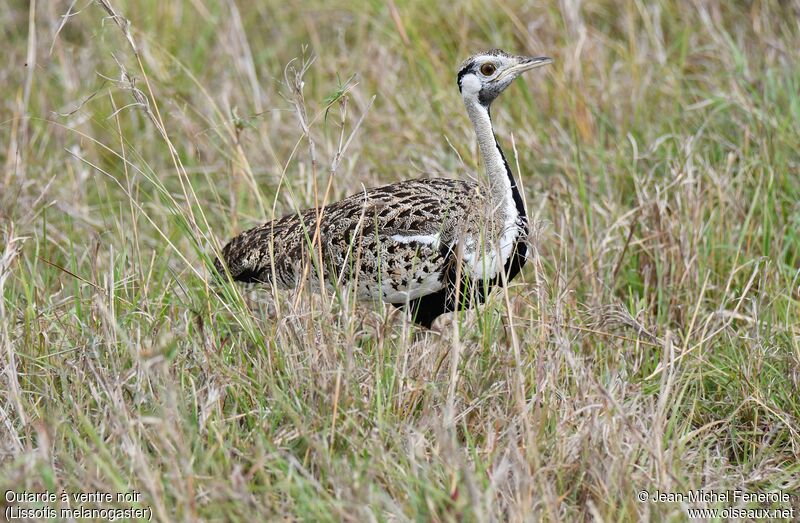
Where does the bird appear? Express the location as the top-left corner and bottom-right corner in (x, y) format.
(214, 49), (552, 327)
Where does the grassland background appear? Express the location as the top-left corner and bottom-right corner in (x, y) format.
(1, 0), (799, 520)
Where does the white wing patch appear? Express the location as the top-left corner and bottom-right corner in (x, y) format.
(378, 233), (445, 303)
(389, 233), (440, 248)
(381, 270), (444, 303)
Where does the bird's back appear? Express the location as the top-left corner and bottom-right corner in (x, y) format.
(215, 177), (483, 304)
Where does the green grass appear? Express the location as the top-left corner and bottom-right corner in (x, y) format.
(1, 0), (799, 520)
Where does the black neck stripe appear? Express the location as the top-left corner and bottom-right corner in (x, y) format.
(486, 106), (525, 216)
(496, 138), (526, 217)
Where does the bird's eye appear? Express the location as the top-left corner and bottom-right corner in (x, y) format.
(480, 63), (496, 76)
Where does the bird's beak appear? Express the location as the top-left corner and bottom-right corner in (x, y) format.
(498, 56), (553, 82)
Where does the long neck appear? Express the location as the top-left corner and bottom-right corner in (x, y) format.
(464, 99), (526, 218)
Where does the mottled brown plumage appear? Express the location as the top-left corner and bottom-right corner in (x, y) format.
(217, 179), (471, 292)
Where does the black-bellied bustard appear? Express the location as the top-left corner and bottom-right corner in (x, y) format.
(215, 49), (552, 327)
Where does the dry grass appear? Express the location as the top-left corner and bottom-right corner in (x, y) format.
(1, 0), (799, 520)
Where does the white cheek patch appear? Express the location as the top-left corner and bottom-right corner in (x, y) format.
(460, 74), (481, 97)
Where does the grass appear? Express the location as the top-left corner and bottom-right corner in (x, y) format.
(1, 0), (799, 520)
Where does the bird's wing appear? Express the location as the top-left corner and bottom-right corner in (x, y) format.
(215, 178), (480, 299)
(321, 178), (478, 302)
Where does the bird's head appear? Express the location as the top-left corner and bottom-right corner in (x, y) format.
(457, 49), (552, 106)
